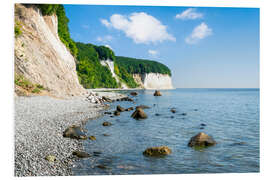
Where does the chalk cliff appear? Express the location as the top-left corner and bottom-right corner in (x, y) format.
(133, 73), (173, 89)
(14, 4), (85, 97)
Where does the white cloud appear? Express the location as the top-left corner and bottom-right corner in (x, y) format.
(96, 35), (113, 43)
(101, 12), (175, 44)
(176, 8), (203, 20)
(148, 50), (159, 57)
(185, 22), (212, 44)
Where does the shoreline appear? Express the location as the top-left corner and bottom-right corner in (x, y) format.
(14, 92), (124, 176)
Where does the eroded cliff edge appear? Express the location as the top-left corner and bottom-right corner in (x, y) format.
(14, 4), (85, 97)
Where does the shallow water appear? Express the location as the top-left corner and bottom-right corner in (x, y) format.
(73, 88), (259, 175)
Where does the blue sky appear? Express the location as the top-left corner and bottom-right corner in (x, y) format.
(64, 5), (259, 88)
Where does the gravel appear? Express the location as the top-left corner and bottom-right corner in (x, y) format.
(14, 95), (109, 176)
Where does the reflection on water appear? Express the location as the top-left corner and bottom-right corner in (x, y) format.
(72, 88), (259, 175)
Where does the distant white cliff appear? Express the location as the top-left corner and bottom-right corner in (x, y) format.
(133, 73), (173, 89)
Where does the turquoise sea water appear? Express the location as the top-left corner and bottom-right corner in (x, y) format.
(73, 88), (259, 175)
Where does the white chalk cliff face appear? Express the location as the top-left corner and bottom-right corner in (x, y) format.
(100, 59), (128, 89)
(14, 4), (85, 97)
(133, 73), (173, 89)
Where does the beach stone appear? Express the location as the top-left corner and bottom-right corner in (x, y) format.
(45, 155), (56, 162)
(103, 122), (112, 126)
(116, 105), (125, 112)
(153, 90), (162, 96)
(136, 105), (150, 109)
(72, 151), (91, 158)
(114, 111), (120, 116)
(188, 132), (216, 147)
(89, 136), (96, 141)
(143, 146), (172, 157)
(63, 125), (87, 140)
(125, 107), (134, 111)
(130, 92), (138, 96)
(131, 108), (147, 120)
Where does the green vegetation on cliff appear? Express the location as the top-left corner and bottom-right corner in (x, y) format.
(115, 56), (171, 76)
(37, 4), (78, 57)
(75, 42), (119, 88)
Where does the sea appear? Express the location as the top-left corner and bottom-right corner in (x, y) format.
(73, 88), (260, 175)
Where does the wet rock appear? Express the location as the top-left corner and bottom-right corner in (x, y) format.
(153, 90), (162, 96)
(155, 113), (161, 116)
(136, 105), (150, 109)
(125, 107), (134, 111)
(170, 108), (176, 113)
(103, 133), (110, 136)
(143, 146), (172, 157)
(63, 125), (87, 140)
(130, 92), (138, 96)
(200, 123), (206, 126)
(119, 97), (134, 102)
(188, 132), (216, 148)
(110, 115), (114, 118)
(170, 116), (174, 119)
(181, 113), (187, 116)
(103, 122), (112, 126)
(114, 111), (120, 116)
(102, 96), (112, 103)
(199, 127), (204, 130)
(116, 105), (125, 112)
(97, 165), (107, 169)
(72, 151), (91, 158)
(89, 136), (96, 141)
(131, 108), (147, 120)
(45, 155), (56, 162)
(104, 111), (112, 115)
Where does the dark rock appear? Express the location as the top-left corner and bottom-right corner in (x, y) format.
(103, 122), (112, 126)
(97, 165), (107, 169)
(153, 90), (162, 96)
(171, 108), (176, 113)
(143, 146), (172, 157)
(194, 109), (198, 111)
(114, 111), (120, 116)
(89, 136), (96, 141)
(63, 125), (87, 140)
(130, 91), (138, 96)
(131, 108), (147, 120)
(110, 115), (114, 118)
(117, 105), (125, 112)
(188, 132), (216, 148)
(170, 116), (174, 118)
(121, 97), (134, 102)
(103, 133), (110, 136)
(199, 127), (204, 130)
(102, 96), (113, 103)
(72, 151), (91, 158)
(200, 123), (206, 126)
(181, 113), (187, 116)
(155, 113), (161, 116)
(136, 105), (150, 109)
(104, 111), (112, 115)
(125, 107), (134, 111)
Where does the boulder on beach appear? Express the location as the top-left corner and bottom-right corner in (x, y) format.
(117, 105), (125, 112)
(130, 92), (138, 96)
(63, 125), (87, 140)
(153, 90), (162, 96)
(103, 122), (112, 126)
(125, 107), (134, 111)
(131, 108), (147, 120)
(72, 151), (91, 158)
(136, 105), (150, 109)
(114, 111), (120, 116)
(143, 146), (172, 157)
(188, 132), (216, 148)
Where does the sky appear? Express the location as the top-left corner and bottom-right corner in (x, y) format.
(64, 5), (259, 88)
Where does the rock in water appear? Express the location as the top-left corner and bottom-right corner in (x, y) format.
(136, 105), (150, 109)
(143, 146), (172, 157)
(63, 125), (87, 140)
(188, 132), (216, 147)
(130, 92), (138, 96)
(72, 151), (91, 158)
(116, 105), (125, 112)
(89, 136), (96, 141)
(125, 107), (134, 111)
(45, 155), (56, 162)
(114, 111), (120, 116)
(170, 108), (176, 113)
(103, 122), (112, 126)
(153, 90), (162, 96)
(131, 108), (147, 120)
